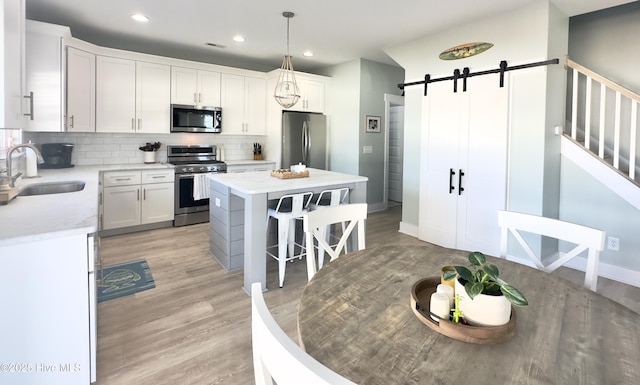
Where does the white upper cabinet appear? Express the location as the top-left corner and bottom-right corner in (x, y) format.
(268, 72), (327, 113)
(221, 73), (266, 135)
(296, 77), (325, 113)
(96, 56), (170, 133)
(66, 47), (96, 132)
(136, 62), (171, 134)
(96, 56), (136, 133)
(2, 0), (25, 129)
(24, 21), (67, 132)
(171, 66), (221, 107)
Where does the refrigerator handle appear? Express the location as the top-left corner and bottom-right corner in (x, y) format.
(302, 120), (309, 165)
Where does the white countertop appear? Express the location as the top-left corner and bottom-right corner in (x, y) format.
(0, 163), (173, 247)
(225, 159), (275, 166)
(208, 168), (368, 195)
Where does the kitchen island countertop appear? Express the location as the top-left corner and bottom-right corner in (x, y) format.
(208, 168), (367, 196)
(0, 163), (173, 247)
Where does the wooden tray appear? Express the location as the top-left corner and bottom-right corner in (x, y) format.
(270, 169), (310, 179)
(410, 276), (516, 345)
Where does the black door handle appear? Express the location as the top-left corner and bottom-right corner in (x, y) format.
(449, 168), (455, 194)
(458, 169), (465, 196)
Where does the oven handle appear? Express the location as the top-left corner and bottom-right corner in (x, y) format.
(176, 172), (223, 179)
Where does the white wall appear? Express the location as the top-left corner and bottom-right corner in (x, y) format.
(358, 59), (404, 207)
(568, 2), (640, 92)
(324, 59), (361, 176)
(324, 59), (404, 208)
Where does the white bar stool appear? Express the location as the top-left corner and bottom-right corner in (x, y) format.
(308, 188), (349, 269)
(266, 192), (314, 287)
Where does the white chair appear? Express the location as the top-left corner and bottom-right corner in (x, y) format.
(497, 210), (606, 291)
(251, 283), (357, 385)
(266, 192), (314, 287)
(303, 203), (367, 281)
(308, 188), (350, 268)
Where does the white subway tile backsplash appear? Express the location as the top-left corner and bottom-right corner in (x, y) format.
(22, 132), (266, 166)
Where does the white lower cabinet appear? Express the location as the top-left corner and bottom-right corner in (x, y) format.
(0, 233), (96, 384)
(101, 169), (174, 231)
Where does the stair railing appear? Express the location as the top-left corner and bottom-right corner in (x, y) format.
(566, 57), (639, 182)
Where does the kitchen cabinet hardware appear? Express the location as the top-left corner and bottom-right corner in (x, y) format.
(23, 91), (34, 120)
(449, 168), (455, 194)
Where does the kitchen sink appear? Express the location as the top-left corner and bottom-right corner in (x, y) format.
(18, 181), (86, 196)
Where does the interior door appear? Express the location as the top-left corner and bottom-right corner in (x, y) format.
(456, 74), (508, 255)
(388, 104), (404, 202)
(419, 80), (464, 248)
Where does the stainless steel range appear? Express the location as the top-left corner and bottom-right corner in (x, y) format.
(167, 145), (227, 226)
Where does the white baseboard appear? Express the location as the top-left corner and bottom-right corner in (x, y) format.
(504, 254), (640, 289)
(399, 221), (418, 237)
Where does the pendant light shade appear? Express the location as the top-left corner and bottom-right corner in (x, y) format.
(274, 12), (300, 108)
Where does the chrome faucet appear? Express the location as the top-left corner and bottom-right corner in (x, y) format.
(4, 143), (45, 188)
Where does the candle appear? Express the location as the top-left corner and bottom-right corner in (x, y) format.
(436, 284), (455, 308)
(429, 292), (450, 322)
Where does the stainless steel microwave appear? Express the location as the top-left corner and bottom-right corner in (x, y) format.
(171, 104), (222, 133)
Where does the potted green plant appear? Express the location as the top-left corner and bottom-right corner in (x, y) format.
(443, 251), (528, 326)
(139, 142), (161, 164)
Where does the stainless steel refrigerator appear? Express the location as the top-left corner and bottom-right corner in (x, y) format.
(281, 111), (327, 169)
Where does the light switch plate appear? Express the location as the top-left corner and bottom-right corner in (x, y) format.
(215, 197), (221, 207)
(363, 145), (373, 154)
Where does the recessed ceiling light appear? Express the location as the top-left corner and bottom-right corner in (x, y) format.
(131, 14), (149, 22)
(233, 35), (246, 43)
(303, 51), (314, 57)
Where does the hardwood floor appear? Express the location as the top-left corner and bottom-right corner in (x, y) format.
(95, 205), (640, 385)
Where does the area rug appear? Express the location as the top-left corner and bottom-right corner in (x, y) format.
(97, 259), (155, 303)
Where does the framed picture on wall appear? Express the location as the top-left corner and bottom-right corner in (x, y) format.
(365, 115), (381, 133)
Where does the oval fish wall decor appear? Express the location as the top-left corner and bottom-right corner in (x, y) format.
(439, 42), (493, 60)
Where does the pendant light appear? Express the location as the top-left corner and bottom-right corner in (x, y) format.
(274, 11), (300, 108)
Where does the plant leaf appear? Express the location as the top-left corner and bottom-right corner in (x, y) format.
(465, 281), (484, 300)
(443, 270), (458, 281)
(454, 266), (473, 282)
(483, 264), (499, 280)
(501, 285), (528, 306)
(468, 251), (486, 267)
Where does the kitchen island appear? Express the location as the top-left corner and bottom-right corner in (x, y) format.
(208, 168), (368, 293)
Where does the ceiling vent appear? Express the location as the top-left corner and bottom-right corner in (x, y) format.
(205, 42), (227, 49)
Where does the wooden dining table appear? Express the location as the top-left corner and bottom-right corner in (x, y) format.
(297, 245), (640, 385)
